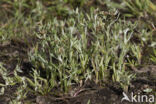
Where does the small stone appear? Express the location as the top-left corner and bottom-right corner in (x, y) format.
(2, 41), (10, 46)
(36, 96), (47, 104)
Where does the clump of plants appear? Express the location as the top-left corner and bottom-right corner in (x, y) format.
(0, 0), (156, 103)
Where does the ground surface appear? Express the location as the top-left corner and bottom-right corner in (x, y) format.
(0, 39), (155, 104)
